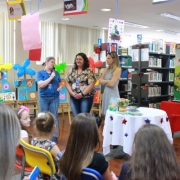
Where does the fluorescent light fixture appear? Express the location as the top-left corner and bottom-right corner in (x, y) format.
(62, 17), (69, 21)
(124, 22), (150, 29)
(160, 13), (180, 21)
(101, 8), (111, 12)
(102, 27), (108, 30)
(155, 29), (180, 35)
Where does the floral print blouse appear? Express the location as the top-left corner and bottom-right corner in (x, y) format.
(65, 68), (96, 98)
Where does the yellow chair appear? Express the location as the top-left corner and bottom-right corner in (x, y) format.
(20, 138), (56, 180)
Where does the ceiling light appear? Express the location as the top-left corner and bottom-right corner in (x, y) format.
(155, 29), (180, 35)
(124, 22), (150, 29)
(160, 13), (180, 21)
(62, 18), (69, 21)
(102, 27), (108, 30)
(101, 8), (111, 12)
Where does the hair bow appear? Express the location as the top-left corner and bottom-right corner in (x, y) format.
(18, 105), (30, 115)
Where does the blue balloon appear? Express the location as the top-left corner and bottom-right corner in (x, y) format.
(17, 68), (25, 77)
(25, 68), (36, 76)
(13, 64), (22, 70)
(23, 59), (30, 68)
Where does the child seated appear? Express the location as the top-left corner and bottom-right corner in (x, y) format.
(32, 112), (62, 179)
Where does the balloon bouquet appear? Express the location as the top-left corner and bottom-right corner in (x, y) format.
(88, 57), (103, 72)
(54, 62), (67, 74)
(13, 59), (36, 78)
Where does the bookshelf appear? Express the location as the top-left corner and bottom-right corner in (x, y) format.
(131, 44), (175, 108)
(119, 55), (132, 100)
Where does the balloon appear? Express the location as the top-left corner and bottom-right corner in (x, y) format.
(2, 63), (13, 70)
(13, 58), (36, 77)
(17, 68), (25, 77)
(25, 68), (36, 76)
(94, 61), (103, 68)
(13, 64), (22, 70)
(23, 59), (30, 68)
(54, 62), (67, 74)
(88, 57), (94, 66)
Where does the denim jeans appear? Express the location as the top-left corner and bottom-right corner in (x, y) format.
(39, 96), (59, 137)
(70, 96), (94, 117)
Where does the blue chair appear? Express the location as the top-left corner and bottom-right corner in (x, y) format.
(81, 168), (103, 180)
(62, 167), (103, 180)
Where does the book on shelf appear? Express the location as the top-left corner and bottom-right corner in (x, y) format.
(120, 69), (128, 79)
(144, 71), (162, 82)
(120, 57), (132, 67)
(169, 58), (175, 68)
(118, 48), (128, 56)
(169, 72), (174, 81)
(128, 72), (132, 79)
(149, 57), (162, 67)
(168, 85), (174, 95)
(149, 102), (160, 109)
(148, 86), (161, 97)
(128, 80), (132, 91)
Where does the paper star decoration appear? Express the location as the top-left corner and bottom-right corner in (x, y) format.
(110, 116), (113, 121)
(122, 119), (127, 124)
(145, 119), (151, 124)
(166, 117), (169, 122)
(124, 133), (128, 137)
(160, 118), (164, 124)
(110, 131), (113, 135)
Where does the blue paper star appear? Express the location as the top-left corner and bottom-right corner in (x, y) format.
(124, 133), (128, 137)
(145, 119), (151, 124)
(166, 117), (169, 122)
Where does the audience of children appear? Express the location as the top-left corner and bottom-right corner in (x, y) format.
(31, 112), (62, 179)
(59, 113), (117, 180)
(118, 124), (180, 180)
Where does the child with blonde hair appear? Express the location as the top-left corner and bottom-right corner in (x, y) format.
(32, 112), (62, 179)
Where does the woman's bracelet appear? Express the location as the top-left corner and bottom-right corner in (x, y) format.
(81, 91), (85, 97)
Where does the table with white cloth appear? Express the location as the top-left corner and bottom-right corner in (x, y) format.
(103, 107), (173, 156)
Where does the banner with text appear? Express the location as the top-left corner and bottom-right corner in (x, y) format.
(63, 0), (88, 16)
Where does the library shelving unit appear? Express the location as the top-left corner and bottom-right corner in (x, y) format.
(131, 44), (175, 108)
(119, 55), (132, 99)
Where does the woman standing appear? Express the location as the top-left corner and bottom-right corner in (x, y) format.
(65, 52), (96, 116)
(100, 51), (121, 116)
(37, 57), (62, 143)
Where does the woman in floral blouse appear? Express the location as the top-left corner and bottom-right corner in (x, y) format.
(65, 52), (96, 116)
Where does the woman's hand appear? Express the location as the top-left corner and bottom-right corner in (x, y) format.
(111, 171), (118, 180)
(57, 85), (62, 92)
(74, 93), (83, 99)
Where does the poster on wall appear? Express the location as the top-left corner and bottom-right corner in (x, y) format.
(174, 44), (180, 101)
(6, 0), (26, 20)
(108, 18), (124, 45)
(152, 0), (177, 4)
(63, 0), (88, 16)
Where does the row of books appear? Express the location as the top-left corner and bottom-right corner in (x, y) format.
(169, 72), (174, 81)
(148, 86), (161, 97)
(120, 69), (132, 79)
(120, 57), (132, 67)
(120, 81), (132, 91)
(149, 57), (162, 67)
(169, 85), (174, 95)
(144, 71), (163, 82)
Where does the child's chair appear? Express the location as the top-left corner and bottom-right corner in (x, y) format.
(20, 138), (56, 180)
(81, 168), (103, 180)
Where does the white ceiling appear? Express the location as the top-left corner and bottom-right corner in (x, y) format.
(1, 0), (180, 43)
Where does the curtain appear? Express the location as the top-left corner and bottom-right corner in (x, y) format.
(0, 12), (15, 64)
(39, 22), (107, 65)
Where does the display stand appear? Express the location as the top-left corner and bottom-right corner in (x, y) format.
(17, 100), (38, 117)
(58, 69), (72, 125)
(2, 101), (16, 108)
(90, 69), (102, 116)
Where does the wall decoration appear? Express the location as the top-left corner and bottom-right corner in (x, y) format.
(63, 0), (88, 16)
(6, 0), (26, 20)
(59, 79), (68, 103)
(108, 18), (124, 45)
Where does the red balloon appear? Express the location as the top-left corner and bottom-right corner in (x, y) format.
(88, 57), (94, 66)
(90, 64), (95, 72)
(94, 61), (103, 68)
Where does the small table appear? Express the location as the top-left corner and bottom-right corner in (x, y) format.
(103, 107), (173, 155)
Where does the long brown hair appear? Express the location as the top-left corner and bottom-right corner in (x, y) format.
(129, 124), (180, 180)
(106, 51), (120, 72)
(0, 104), (20, 180)
(59, 113), (100, 180)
